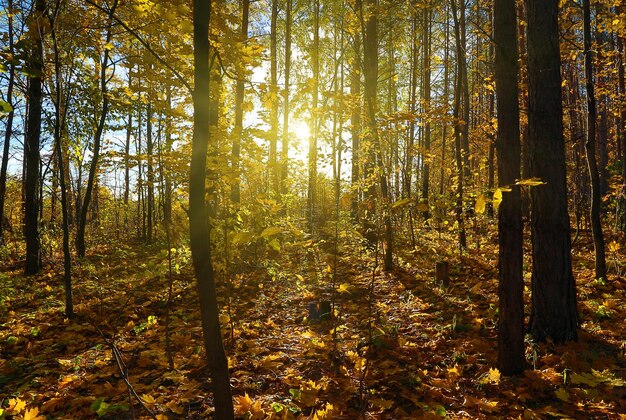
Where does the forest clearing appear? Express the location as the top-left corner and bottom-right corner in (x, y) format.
(1, 0), (626, 418)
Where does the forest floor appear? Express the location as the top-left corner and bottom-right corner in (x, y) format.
(1, 225), (626, 419)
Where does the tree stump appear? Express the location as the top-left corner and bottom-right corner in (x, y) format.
(436, 261), (450, 288)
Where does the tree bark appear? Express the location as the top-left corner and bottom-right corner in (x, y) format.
(281, 0), (291, 196)
(0, 0), (15, 245)
(231, 0), (249, 204)
(307, 0), (320, 230)
(494, 0), (524, 375)
(190, 0), (234, 417)
(421, 4), (432, 219)
(51, 1), (73, 318)
(24, 0), (46, 275)
(582, 0), (607, 280)
(75, 0), (118, 257)
(527, 0), (578, 343)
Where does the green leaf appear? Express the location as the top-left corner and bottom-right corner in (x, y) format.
(232, 231), (255, 245)
(391, 198), (412, 209)
(0, 100), (13, 114)
(267, 238), (281, 252)
(271, 402), (284, 413)
(91, 398), (110, 417)
(260, 226), (282, 238)
(434, 405), (447, 417)
(555, 387), (569, 402)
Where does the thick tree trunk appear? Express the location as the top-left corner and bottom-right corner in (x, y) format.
(494, 0), (524, 375)
(582, 0), (607, 280)
(190, 1), (234, 417)
(24, 0), (46, 275)
(527, 0), (578, 343)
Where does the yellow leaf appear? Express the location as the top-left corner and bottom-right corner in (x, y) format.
(475, 194), (487, 214)
(141, 394), (157, 409)
(447, 364), (460, 377)
(23, 407), (45, 420)
(488, 367), (501, 384)
(516, 177), (546, 187)
(260, 226), (282, 238)
(234, 393), (254, 415)
(337, 283), (350, 293)
(391, 198), (412, 209)
(608, 241), (621, 252)
(166, 400), (184, 415)
(493, 189), (503, 211)
(8, 398), (26, 414)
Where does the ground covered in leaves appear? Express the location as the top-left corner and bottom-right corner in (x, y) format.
(1, 226), (626, 419)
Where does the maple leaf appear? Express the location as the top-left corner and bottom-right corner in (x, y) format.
(141, 394), (157, 410)
(7, 398), (26, 413)
(23, 407), (46, 420)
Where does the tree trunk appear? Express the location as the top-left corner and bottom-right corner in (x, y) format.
(0, 0), (15, 245)
(76, 0), (118, 257)
(307, 0), (320, 230)
(494, 0), (524, 375)
(451, 0), (467, 250)
(350, 20), (361, 221)
(51, 4), (74, 318)
(24, 0), (46, 275)
(190, 1), (234, 417)
(583, 0), (607, 280)
(281, 0), (291, 196)
(231, 0), (249, 204)
(269, 0), (279, 195)
(421, 5), (432, 219)
(527, 0), (578, 343)
(146, 102), (154, 242)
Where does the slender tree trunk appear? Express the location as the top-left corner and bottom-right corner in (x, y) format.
(307, 0), (320, 230)
(440, 5), (450, 195)
(618, 34), (626, 233)
(281, 0), (291, 196)
(146, 101), (154, 242)
(231, 0), (249, 204)
(76, 0), (118, 257)
(0, 0), (15, 245)
(164, 83), (173, 225)
(350, 18), (361, 221)
(24, 0), (46, 275)
(124, 71), (132, 207)
(51, 3), (73, 318)
(269, 0), (279, 195)
(451, 0), (467, 249)
(527, 0), (578, 343)
(494, 0), (524, 375)
(190, 1), (234, 417)
(421, 4), (432, 219)
(583, 0), (607, 280)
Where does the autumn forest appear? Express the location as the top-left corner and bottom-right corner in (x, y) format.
(1, 0), (626, 418)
